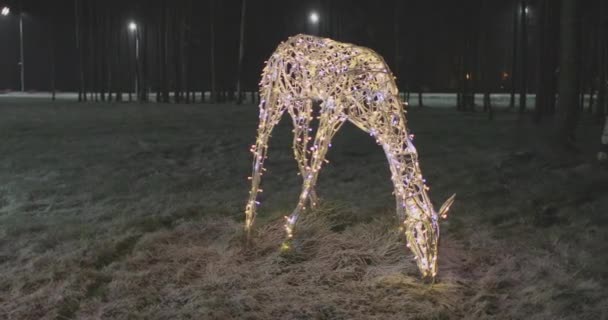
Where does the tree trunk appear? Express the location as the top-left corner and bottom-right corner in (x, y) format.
(162, 2), (170, 103)
(115, 12), (122, 102)
(477, 0), (492, 119)
(99, 6), (106, 102)
(156, 8), (162, 103)
(106, 13), (113, 102)
(140, 21), (148, 102)
(173, 6), (182, 103)
(393, 0), (400, 84)
(598, 54), (606, 119)
(518, 1), (528, 115)
(209, 0), (217, 103)
(534, 0), (556, 123)
(509, 1), (519, 110)
(555, 0), (581, 145)
(236, 0), (247, 104)
(587, 84), (595, 114)
(89, 1), (97, 102)
(599, 116), (608, 162)
(90, 2), (98, 101)
(181, 12), (188, 104)
(135, 30), (141, 102)
(74, 0), (85, 102)
(596, 0), (607, 121)
(457, 52), (464, 111)
(128, 24), (133, 103)
(49, 11), (56, 101)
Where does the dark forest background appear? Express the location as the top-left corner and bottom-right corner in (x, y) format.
(0, 0), (606, 121)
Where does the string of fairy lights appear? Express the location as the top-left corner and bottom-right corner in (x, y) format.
(244, 34), (454, 279)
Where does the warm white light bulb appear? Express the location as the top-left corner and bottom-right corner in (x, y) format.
(1, 7), (10, 16)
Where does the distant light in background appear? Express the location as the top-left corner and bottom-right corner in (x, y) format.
(128, 21), (137, 32)
(309, 11), (319, 24)
(524, 6), (529, 14)
(1, 6), (9, 16)
(465, 73), (471, 80)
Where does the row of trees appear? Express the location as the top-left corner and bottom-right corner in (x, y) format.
(56, 0), (604, 107)
(452, 0), (606, 116)
(45, 0), (606, 145)
(65, 0), (409, 105)
(433, 0), (606, 147)
(71, 0), (230, 104)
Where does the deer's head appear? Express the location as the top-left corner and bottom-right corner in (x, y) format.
(403, 192), (455, 279)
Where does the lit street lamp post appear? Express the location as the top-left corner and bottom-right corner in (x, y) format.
(308, 11), (319, 35)
(1, 5), (25, 92)
(128, 21), (139, 101)
(19, 8), (23, 92)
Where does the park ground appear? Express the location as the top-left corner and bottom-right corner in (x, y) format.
(0, 99), (607, 319)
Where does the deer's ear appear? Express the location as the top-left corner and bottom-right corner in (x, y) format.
(439, 194), (456, 219)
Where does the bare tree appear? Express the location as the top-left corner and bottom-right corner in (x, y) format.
(173, 4), (183, 103)
(534, 0), (558, 123)
(106, 11), (114, 102)
(209, 0), (217, 103)
(49, 5), (56, 101)
(162, 1), (170, 103)
(555, 0), (581, 145)
(518, 0), (528, 115)
(236, 0), (247, 104)
(509, 0), (519, 110)
(393, 0), (400, 82)
(596, 0), (607, 121)
(184, 0), (193, 104)
(599, 116), (608, 162)
(74, 0), (86, 101)
(477, 0), (492, 119)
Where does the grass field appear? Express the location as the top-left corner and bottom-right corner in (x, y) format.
(1, 99), (607, 319)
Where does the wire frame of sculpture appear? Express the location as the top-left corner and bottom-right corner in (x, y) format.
(245, 34), (455, 279)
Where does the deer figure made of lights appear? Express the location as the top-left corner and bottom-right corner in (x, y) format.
(245, 34), (455, 279)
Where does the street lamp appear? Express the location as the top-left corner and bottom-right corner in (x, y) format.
(309, 11), (319, 24)
(308, 11), (320, 35)
(128, 21), (139, 100)
(1, 6), (25, 92)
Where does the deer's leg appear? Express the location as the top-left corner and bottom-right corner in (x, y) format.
(288, 99), (318, 208)
(245, 91), (285, 233)
(284, 107), (345, 239)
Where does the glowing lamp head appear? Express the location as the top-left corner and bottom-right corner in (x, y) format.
(128, 21), (137, 32)
(1, 6), (10, 16)
(309, 11), (319, 24)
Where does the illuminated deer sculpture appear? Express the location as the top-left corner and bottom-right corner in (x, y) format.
(245, 34), (455, 278)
